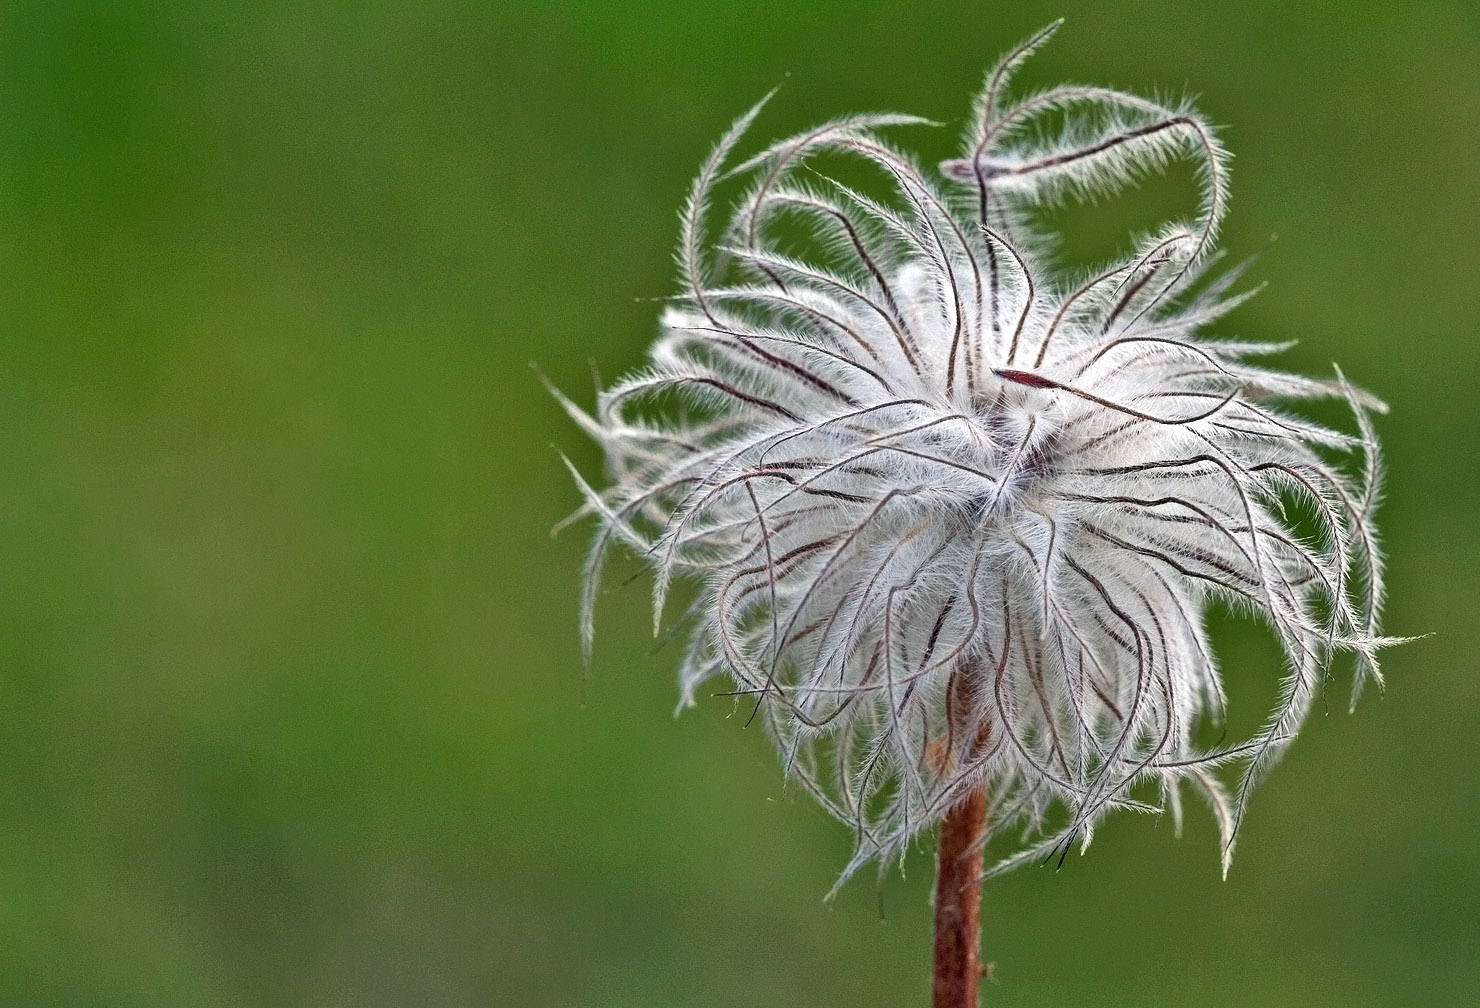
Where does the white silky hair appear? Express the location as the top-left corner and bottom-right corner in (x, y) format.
(558, 21), (1397, 887)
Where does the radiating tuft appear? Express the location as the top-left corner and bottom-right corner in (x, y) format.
(563, 27), (1393, 884)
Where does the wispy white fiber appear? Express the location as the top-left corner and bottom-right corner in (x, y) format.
(563, 22), (1397, 886)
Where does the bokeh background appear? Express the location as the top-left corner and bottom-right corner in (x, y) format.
(1, 2), (1475, 1005)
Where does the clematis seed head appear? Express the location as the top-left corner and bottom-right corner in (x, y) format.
(559, 22), (1397, 886)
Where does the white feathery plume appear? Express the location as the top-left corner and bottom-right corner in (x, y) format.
(563, 22), (1397, 887)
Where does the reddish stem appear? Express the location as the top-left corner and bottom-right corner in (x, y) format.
(933, 788), (987, 1008)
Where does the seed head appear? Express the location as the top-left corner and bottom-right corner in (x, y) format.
(558, 23), (1396, 884)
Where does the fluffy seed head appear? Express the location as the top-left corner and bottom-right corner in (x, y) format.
(559, 23), (1395, 884)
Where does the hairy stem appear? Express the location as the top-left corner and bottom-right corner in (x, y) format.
(933, 788), (988, 1008)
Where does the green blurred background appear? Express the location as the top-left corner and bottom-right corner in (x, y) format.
(0, 2), (1473, 1005)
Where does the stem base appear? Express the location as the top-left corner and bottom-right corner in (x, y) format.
(933, 789), (987, 1008)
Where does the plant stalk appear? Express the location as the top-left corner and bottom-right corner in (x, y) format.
(933, 788), (987, 1008)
